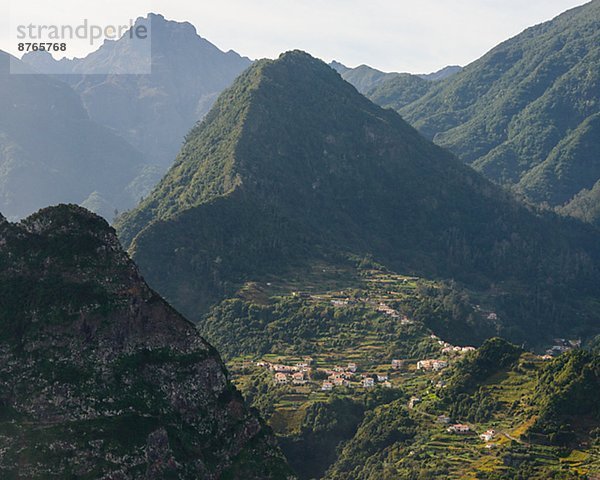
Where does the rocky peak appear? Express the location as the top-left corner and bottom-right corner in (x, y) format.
(0, 205), (291, 479)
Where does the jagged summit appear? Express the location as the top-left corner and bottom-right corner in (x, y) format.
(20, 203), (111, 234)
(21, 13), (252, 180)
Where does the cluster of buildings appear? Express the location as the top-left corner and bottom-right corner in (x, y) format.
(322, 364), (356, 390)
(441, 345), (476, 355)
(435, 338), (476, 355)
(447, 424), (471, 434)
(545, 338), (581, 357)
(257, 358), (314, 385)
(445, 423), (497, 443)
(320, 363), (392, 390)
(416, 359), (449, 371)
(259, 356), (399, 391)
(359, 374), (392, 389)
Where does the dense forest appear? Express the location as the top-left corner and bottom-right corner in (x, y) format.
(118, 51), (600, 346)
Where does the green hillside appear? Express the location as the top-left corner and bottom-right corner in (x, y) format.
(324, 342), (600, 480)
(217, 276), (600, 480)
(366, 74), (434, 111)
(117, 50), (600, 345)
(366, 1), (600, 215)
(560, 179), (600, 227)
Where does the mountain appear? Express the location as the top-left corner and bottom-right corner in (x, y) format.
(560, 178), (600, 227)
(329, 63), (401, 94)
(390, 1), (600, 212)
(333, 63), (464, 115)
(23, 13), (252, 175)
(527, 349), (600, 445)
(117, 50), (600, 345)
(329, 62), (462, 95)
(0, 51), (145, 220)
(366, 74), (434, 111)
(0, 204), (291, 479)
(197, 268), (598, 478)
(418, 65), (462, 82)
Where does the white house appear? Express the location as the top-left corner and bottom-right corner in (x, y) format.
(479, 430), (496, 442)
(292, 372), (307, 385)
(417, 359), (448, 371)
(447, 424), (470, 434)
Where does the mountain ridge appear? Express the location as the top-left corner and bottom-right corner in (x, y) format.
(370, 0), (600, 218)
(22, 13), (252, 204)
(0, 50), (146, 220)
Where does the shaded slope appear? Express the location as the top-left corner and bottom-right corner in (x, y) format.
(0, 204), (291, 479)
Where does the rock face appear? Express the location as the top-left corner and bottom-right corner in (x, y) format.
(0, 204), (291, 479)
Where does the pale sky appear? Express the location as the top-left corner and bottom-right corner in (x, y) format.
(2, 0), (590, 73)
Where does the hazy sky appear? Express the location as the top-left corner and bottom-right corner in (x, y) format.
(2, 0), (590, 73)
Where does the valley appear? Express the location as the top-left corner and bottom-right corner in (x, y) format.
(198, 265), (599, 479)
(1, 2), (599, 478)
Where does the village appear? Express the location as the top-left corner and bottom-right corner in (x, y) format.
(229, 268), (585, 457)
(222, 267), (598, 479)
(249, 341), (521, 446)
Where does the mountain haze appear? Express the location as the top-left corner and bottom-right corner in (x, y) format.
(117, 51), (600, 344)
(0, 51), (145, 220)
(330, 62), (462, 94)
(23, 14), (252, 175)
